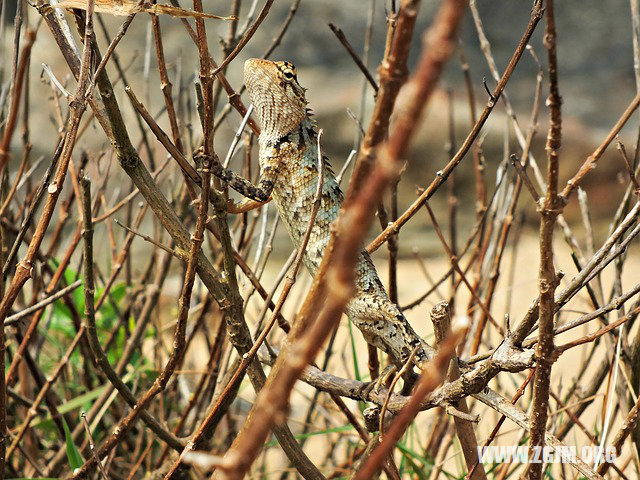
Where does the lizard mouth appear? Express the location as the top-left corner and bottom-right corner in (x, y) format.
(243, 59), (279, 102)
(243, 58), (307, 138)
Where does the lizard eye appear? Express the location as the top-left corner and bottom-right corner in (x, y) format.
(278, 62), (297, 82)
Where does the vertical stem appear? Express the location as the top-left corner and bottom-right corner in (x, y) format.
(631, 0), (640, 167)
(355, 0), (375, 150)
(529, 1), (562, 479)
(388, 185), (399, 304)
(345, 0), (421, 198)
(211, 0), (241, 115)
(446, 88), (458, 310)
(151, 14), (183, 154)
(193, 0), (214, 153)
(431, 302), (486, 480)
(632, 0), (640, 95)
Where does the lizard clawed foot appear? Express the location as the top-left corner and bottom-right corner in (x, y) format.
(360, 365), (398, 398)
(193, 145), (223, 168)
(226, 196), (272, 214)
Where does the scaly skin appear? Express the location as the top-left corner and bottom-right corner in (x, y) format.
(204, 58), (429, 369)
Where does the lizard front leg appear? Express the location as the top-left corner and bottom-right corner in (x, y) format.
(227, 197), (271, 214)
(194, 151), (276, 212)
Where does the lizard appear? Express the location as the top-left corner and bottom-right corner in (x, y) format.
(199, 58), (431, 373)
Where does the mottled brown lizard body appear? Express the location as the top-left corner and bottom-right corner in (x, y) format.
(209, 58), (429, 369)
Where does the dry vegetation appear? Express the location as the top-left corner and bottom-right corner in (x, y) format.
(1, 0), (640, 478)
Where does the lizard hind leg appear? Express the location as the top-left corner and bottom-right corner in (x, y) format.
(355, 323), (420, 397)
(347, 293), (430, 368)
(347, 313), (418, 391)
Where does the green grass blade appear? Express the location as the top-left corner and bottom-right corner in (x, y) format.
(347, 318), (362, 382)
(62, 418), (84, 470)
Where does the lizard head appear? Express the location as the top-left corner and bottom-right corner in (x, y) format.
(244, 59), (308, 141)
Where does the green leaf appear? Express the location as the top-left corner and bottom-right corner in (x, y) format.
(398, 452), (428, 480)
(347, 318), (361, 382)
(395, 441), (433, 469)
(31, 371), (136, 428)
(62, 418), (84, 470)
(294, 424), (354, 440)
(97, 282), (127, 327)
(49, 301), (75, 340)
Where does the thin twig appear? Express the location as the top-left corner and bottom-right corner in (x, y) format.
(4, 279), (83, 327)
(328, 23), (378, 92)
(80, 412), (109, 480)
(211, 0), (275, 75)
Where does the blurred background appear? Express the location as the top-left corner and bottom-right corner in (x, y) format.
(1, 0), (638, 237)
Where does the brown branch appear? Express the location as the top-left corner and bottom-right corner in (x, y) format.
(555, 304), (640, 356)
(73, 177), (184, 479)
(511, 200), (640, 347)
(466, 368), (535, 479)
(0, 4), (98, 472)
(468, 280), (640, 365)
(151, 13), (184, 154)
(211, 0), (274, 76)
(5, 191), (148, 387)
(402, 172), (510, 312)
(379, 348), (420, 436)
(597, 382), (640, 476)
(113, 218), (181, 259)
(91, 158), (170, 224)
(4, 279), (83, 327)
(0, 142), (31, 218)
(510, 154), (541, 202)
(262, 0), (301, 58)
(0, 29), (36, 174)
(529, 1), (562, 477)
(94, 204), (149, 312)
(41, 249), (175, 477)
(560, 92), (640, 202)
(431, 303), (486, 480)
(424, 201), (502, 333)
(1, 137), (63, 278)
(254, 342), (522, 416)
(70, 157), (211, 478)
(367, 1), (544, 253)
(469, 70), (542, 355)
(5, 326), (85, 460)
(80, 412), (108, 480)
(328, 23), (379, 92)
(125, 86), (199, 184)
(617, 140), (640, 195)
(345, 0), (421, 197)
(250, 342), (594, 478)
(167, 0), (260, 134)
